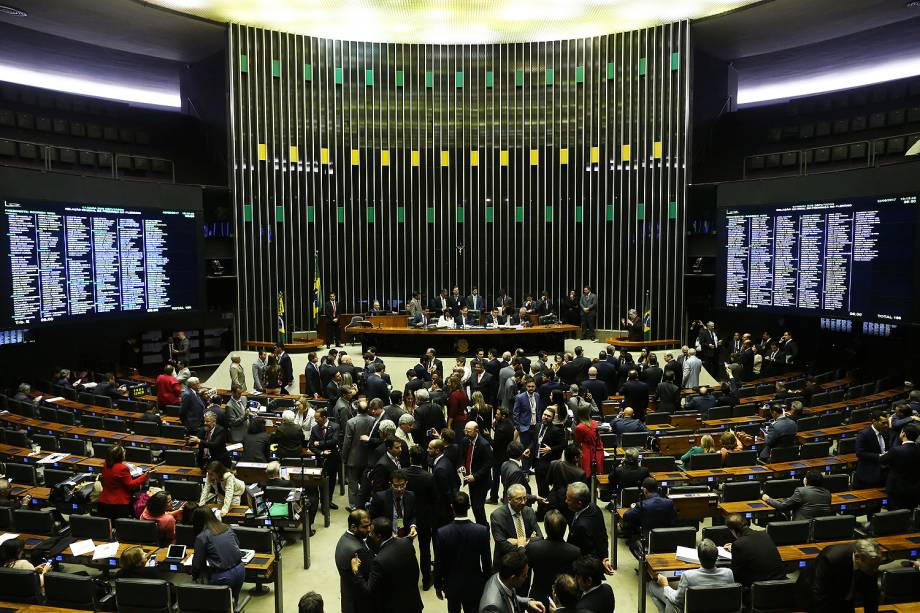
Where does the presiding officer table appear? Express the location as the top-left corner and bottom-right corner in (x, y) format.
(351, 321), (580, 356)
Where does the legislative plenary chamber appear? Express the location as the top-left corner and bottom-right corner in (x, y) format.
(2, 1), (920, 612)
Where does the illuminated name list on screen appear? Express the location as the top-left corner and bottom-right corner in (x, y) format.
(720, 195), (917, 321)
(3, 199), (198, 327)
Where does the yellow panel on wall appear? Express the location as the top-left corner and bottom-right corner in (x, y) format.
(441, 150), (450, 167)
(530, 149), (539, 166)
(320, 148), (330, 164)
(559, 148), (569, 165)
(411, 150), (420, 166)
(590, 146), (599, 163)
(653, 141), (663, 159)
(470, 150), (479, 166)
(381, 149), (390, 166)
(621, 144), (631, 161)
(257, 144), (267, 160)
(289, 146), (299, 162)
(351, 149), (360, 165)
(500, 150), (509, 166)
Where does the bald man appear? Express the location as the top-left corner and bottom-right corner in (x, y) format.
(581, 367), (608, 403)
(609, 407), (649, 437)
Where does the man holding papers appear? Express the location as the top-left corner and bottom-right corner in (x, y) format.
(647, 539), (734, 613)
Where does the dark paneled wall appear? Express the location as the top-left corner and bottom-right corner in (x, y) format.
(229, 23), (690, 344)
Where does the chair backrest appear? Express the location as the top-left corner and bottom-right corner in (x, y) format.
(836, 437), (856, 455)
(645, 412), (671, 426)
(30, 432), (59, 452)
(176, 583), (233, 613)
(768, 446), (799, 463)
(648, 526), (696, 554)
(78, 392), (98, 406)
(125, 446), (154, 463)
(5, 463), (37, 485)
(762, 479), (799, 500)
(131, 421), (161, 436)
(766, 520), (810, 546)
(668, 486), (710, 495)
(163, 450), (198, 467)
(755, 384), (774, 395)
(819, 412), (845, 428)
(706, 406), (732, 420)
(722, 481), (762, 503)
(0, 567), (43, 603)
(231, 525), (274, 553)
(641, 456), (677, 472)
(701, 525), (735, 547)
(3, 429), (30, 447)
(811, 515), (855, 542)
(93, 442), (115, 460)
(724, 450), (758, 467)
(620, 431), (649, 449)
(881, 568), (920, 604)
(165, 480), (203, 502)
(44, 571), (97, 610)
(13, 508), (55, 535)
(38, 406), (58, 422)
(848, 407), (871, 425)
(750, 578), (798, 613)
(264, 486), (297, 504)
(619, 487), (642, 508)
(55, 409), (76, 425)
(115, 518), (160, 545)
(688, 453), (722, 470)
(80, 414), (105, 429)
(732, 404), (758, 418)
(686, 583), (743, 613)
(821, 473), (850, 493)
(799, 441), (831, 459)
(175, 524), (197, 547)
(871, 509), (912, 536)
(71, 514), (113, 540)
(164, 405), (182, 419)
(796, 416), (821, 433)
(103, 417), (127, 432)
(59, 436), (89, 455)
(115, 578), (172, 613)
(43, 468), (75, 488)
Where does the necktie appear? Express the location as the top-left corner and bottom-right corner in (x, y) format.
(529, 394), (536, 424)
(395, 496), (403, 520)
(514, 512), (526, 541)
(204, 429), (212, 459)
(878, 432), (886, 453)
(332, 301), (336, 317)
(465, 442), (474, 473)
(537, 425), (546, 457)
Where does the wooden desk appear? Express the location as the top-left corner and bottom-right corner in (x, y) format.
(805, 387), (906, 416)
(606, 338), (682, 350)
(683, 464), (773, 485)
(719, 488), (888, 518)
(32, 393), (180, 424)
(0, 603), (94, 613)
(767, 454), (857, 477)
(351, 324), (580, 355)
(0, 414), (186, 450)
(702, 416), (765, 429)
(796, 423), (865, 444)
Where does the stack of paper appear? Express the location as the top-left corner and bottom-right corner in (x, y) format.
(675, 545), (732, 564)
(69, 539), (96, 556)
(38, 452), (71, 465)
(226, 443), (243, 452)
(92, 542), (120, 560)
(0, 533), (20, 546)
(45, 397), (64, 403)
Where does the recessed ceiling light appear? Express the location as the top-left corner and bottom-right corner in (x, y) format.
(0, 4), (27, 17)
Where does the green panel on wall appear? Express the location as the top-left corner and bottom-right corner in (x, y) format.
(275, 204), (284, 221)
(636, 202), (646, 220)
(485, 207), (494, 222)
(425, 71), (434, 87)
(243, 203), (253, 222)
(334, 67), (343, 84)
(271, 59), (281, 78)
(456, 207), (464, 222)
(544, 206), (553, 222)
(668, 201), (678, 219)
(515, 70), (524, 86)
(365, 69), (374, 86)
(545, 69), (554, 85)
(306, 206), (315, 222)
(485, 71), (494, 88)
(366, 207), (375, 223)
(671, 52), (681, 71)
(606, 204), (614, 221)
(455, 71), (464, 88)
(426, 207), (435, 223)
(575, 206), (583, 222)
(396, 207), (405, 222)
(638, 58), (647, 76)
(575, 66), (584, 83)
(515, 206), (524, 222)
(303, 63), (312, 81)
(606, 62), (615, 79)
(336, 206), (345, 223)
(395, 70), (404, 87)
(240, 54), (249, 73)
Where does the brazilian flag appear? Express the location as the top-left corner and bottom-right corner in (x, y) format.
(643, 291), (652, 341)
(312, 253), (323, 327)
(277, 291), (286, 344)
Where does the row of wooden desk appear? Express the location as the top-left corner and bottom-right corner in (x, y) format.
(0, 413), (187, 450)
(27, 392), (181, 425)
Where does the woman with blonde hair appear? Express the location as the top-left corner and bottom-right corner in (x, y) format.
(293, 397), (316, 437)
(680, 433), (717, 464)
(467, 391), (490, 435)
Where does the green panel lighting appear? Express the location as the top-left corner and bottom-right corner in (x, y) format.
(336, 206), (345, 223)
(306, 206), (315, 222)
(545, 69), (554, 85)
(515, 206), (524, 222)
(575, 66), (584, 83)
(606, 204), (614, 221)
(240, 54), (249, 73)
(575, 206), (583, 222)
(275, 204), (284, 221)
(365, 69), (374, 86)
(243, 203), (253, 222)
(671, 52), (681, 71)
(485, 206), (494, 222)
(395, 70), (404, 86)
(334, 67), (343, 84)
(638, 58), (647, 76)
(668, 201), (678, 219)
(396, 207), (405, 222)
(455, 71), (464, 88)
(636, 202), (646, 220)
(271, 59), (281, 78)
(425, 71), (434, 87)
(303, 63), (312, 81)
(366, 207), (375, 223)
(515, 70), (524, 87)
(426, 207), (436, 223)
(485, 71), (494, 88)
(544, 206), (553, 222)
(606, 62), (615, 79)
(456, 207), (465, 222)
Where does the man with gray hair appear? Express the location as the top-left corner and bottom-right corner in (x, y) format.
(648, 538), (733, 613)
(622, 308), (644, 342)
(395, 413), (416, 450)
(179, 376), (206, 432)
(189, 409), (228, 467)
(682, 348), (702, 389)
(566, 384), (596, 418)
(565, 481), (611, 568)
(489, 482), (543, 570)
(342, 398), (375, 512)
(799, 538), (881, 613)
(228, 354), (246, 390)
(414, 388), (446, 449)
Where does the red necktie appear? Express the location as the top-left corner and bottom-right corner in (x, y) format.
(465, 444), (474, 473)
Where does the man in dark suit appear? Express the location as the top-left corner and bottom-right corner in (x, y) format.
(796, 539), (881, 613)
(759, 404), (799, 461)
(609, 447), (650, 503)
(525, 510), (581, 606)
(641, 354), (663, 389)
(335, 509), (373, 613)
(762, 469), (831, 520)
(414, 388), (447, 450)
(580, 367), (608, 403)
(368, 436), (403, 494)
(854, 409), (891, 489)
(684, 386), (718, 413)
(190, 410), (229, 467)
(662, 352), (681, 384)
(619, 369), (651, 421)
(274, 343), (294, 392)
(404, 446), (437, 589)
(369, 470), (417, 539)
(696, 321), (721, 376)
(351, 517), (423, 613)
(536, 370), (563, 409)
(724, 513), (787, 588)
(622, 477), (676, 546)
(490, 483), (543, 571)
(485, 308), (507, 326)
(428, 438), (460, 531)
(307, 408), (340, 508)
(499, 441), (531, 502)
(622, 309), (644, 342)
(323, 291), (343, 347)
(564, 481), (610, 564)
(593, 351), (617, 391)
(467, 360), (496, 407)
(434, 492), (492, 613)
(460, 422), (493, 526)
(478, 551), (543, 613)
(880, 423), (920, 510)
(527, 409), (566, 501)
(423, 347), (444, 381)
(411, 307), (433, 328)
(569, 346), (591, 383)
(364, 363), (389, 404)
(573, 555), (615, 613)
(304, 352), (323, 398)
(608, 407), (649, 437)
(489, 407), (516, 504)
(454, 305), (475, 328)
(547, 445), (587, 514)
(512, 379), (541, 469)
(465, 288), (485, 312)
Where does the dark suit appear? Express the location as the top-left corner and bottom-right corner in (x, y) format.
(581, 379), (608, 403)
(369, 452), (401, 493)
(854, 425), (890, 488)
(568, 503), (609, 559)
(355, 536), (423, 613)
(622, 493), (676, 540)
(467, 371), (496, 407)
(195, 424), (229, 467)
(760, 416), (798, 461)
(609, 463), (650, 501)
(490, 504), (542, 571)
(305, 361), (323, 396)
(626, 317), (644, 342)
(435, 519), (491, 613)
(525, 538), (581, 605)
(335, 531), (373, 613)
(547, 460), (586, 513)
(558, 361), (582, 387)
(577, 584), (615, 613)
(570, 356), (592, 383)
(619, 379), (650, 421)
(641, 365), (663, 389)
(765, 485), (831, 520)
(365, 374), (389, 404)
(594, 361), (618, 392)
(369, 489), (417, 535)
(500, 459), (530, 501)
(277, 352), (293, 389)
(324, 301), (343, 345)
(460, 435), (493, 525)
(308, 421), (340, 494)
(404, 465), (437, 583)
(797, 542), (878, 613)
(414, 401), (447, 449)
(272, 421), (304, 459)
(609, 417), (648, 437)
(531, 422), (565, 499)
(465, 294), (485, 312)
(730, 527), (787, 588)
(880, 440), (920, 510)
(536, 298), (554, 316)
(490, 419), (516, 502)
(684, 393), (718, 414)
(431, 455), (460, 530)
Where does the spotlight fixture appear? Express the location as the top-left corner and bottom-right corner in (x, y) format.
(0, 4), (27, 17)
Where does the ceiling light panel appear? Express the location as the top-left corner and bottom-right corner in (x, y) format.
(148, 0), (759, 43)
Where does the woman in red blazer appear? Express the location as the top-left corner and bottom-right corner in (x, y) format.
(155, 364), (182, 408)
(98, 445), (149, 521)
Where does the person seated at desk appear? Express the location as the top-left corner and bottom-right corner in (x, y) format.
(117, 545), (163, 581)
(648, 538), (734, 613)
(723, 513), (786, 590)
(454, 305), (476, 328)
(485, 308), (507, 327)
(622, 477), (676, 557)
(0, 539), (50, 589)
(200, 461), (247, 518)
(272, 409), (307, 460)
(190, 506), (245, 607)
(412, 307), (433, 328)
(94, 372), (126, 400)
(608, 407), (649, 437)
(759, 404), (798, 462)
(0, 478), (30, 509)
(761, 469), (831, 521)
(679, 434), (717, 465)
(608, 447), (651, 505)
(368, 300), (384, 316)
(262, 461), (317, 535)
(99, 445), (150, 521)
(241, 417), (271, 463)
(719, 430), (744, 464)
(509, 307), (531, 327)
(684, 386), (718, 413)
(436, 308), (456, 329)
(141, 491), (185, 545)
